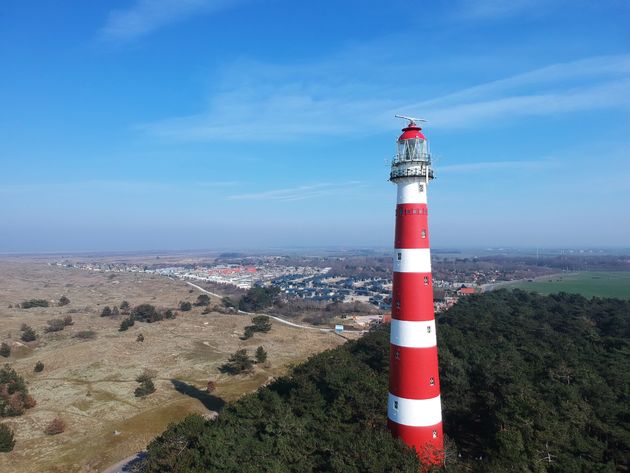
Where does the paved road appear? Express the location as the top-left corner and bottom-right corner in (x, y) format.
(186, 281), (367, 334)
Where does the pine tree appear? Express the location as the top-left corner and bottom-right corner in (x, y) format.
(255, 346), (267, 364)
(219, 349), (254, 375)
(0, 424), (15, 452)
(21, 326), (37, 342)
(101, 306), (112, 317)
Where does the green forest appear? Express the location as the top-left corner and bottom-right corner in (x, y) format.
(133, 290), (629, 472)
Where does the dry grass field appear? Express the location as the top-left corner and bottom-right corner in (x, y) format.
(0, 259), (345, 472)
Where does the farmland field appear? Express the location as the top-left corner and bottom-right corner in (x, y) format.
(503, 271), (630, 299)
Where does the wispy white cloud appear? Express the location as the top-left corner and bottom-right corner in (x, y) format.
(418, 79), (630, 129)
(140, 51), (630, 141)
(410, 54), (630, 108)
(227, 182), (366, 202)
(99, 0), (245, 43)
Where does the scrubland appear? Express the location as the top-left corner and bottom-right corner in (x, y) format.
(0, 260), (343, 472)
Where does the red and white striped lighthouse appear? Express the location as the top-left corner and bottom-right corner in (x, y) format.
(387, 116), (443, 466)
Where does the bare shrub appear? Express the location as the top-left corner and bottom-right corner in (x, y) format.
(44, 319), (66, 333)
(44, 418), (66, 435)
(74, 330), (96, 340)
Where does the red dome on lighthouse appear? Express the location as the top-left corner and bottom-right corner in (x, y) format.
(399, 123), (426, 141)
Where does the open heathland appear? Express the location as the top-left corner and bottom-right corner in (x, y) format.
(0, 260), (344, 473)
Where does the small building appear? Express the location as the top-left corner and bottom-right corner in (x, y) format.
(457, 287), (476, 296)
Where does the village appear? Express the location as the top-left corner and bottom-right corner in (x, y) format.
(52, 259), (481, 316)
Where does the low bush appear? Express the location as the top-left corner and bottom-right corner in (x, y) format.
(119, 317), (135, 331)
(135, 379), (156, 397)
(136, 369), (156, 384)
(44, 418), (66, 435)
(120, 300), (131, 314)
(0, 365), (35, 417)
(20, 325), (37, 342)
(74, 330), (96, 340)
(0, 424), (15, 452)
(132, 304), (162, 323)
(100, 306), (112, 317)
(195, 294), (210, 306)
(34, 361), (44, 373)
(44, 319), (66, 333)
(20, 299), (49, 309)
(241, 315), (272, 339)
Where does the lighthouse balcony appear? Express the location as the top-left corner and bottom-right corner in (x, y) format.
(390, 165), (434, 181)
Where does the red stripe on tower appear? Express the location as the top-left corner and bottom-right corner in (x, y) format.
(388, 116), (443, 467)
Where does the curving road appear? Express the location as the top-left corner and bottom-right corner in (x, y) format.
(185, 281), (367, 334)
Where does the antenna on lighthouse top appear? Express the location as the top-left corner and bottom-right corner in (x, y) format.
(395, 115), (427, 126)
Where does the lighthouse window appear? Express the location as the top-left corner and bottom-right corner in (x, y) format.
(427, 325), (431, 333)
(421, 229), (427, 239)
(413, 209), (418, 214)
(396, 301), (400, 309)
(432, 430), (438, 439)
(394, 350), (400, 360)
(429, 377), (435, 386)
(397, 252), (402, 261)
(424, 276), (429, 285)
(394, 401), (399, 410)
(418, 184), (424, 192)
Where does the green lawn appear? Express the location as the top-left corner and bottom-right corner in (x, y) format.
(506, 271), (630, 299)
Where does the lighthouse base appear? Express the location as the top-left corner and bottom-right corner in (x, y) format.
(387, 419), (444, 466)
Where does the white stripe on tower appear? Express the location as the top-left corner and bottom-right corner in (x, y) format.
(388, 394), (442, 426)
(393, 248), (432, 273)
(397, 180), (428, 204)
(390, 319), (437, 348)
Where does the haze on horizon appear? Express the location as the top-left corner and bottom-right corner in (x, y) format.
(1, 0), (629, 253)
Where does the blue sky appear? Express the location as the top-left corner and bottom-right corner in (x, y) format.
(1, 0), (629, 252)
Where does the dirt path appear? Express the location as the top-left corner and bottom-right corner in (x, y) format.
(101, 452), (145, 473)
(186, 280), (370, 335)
(184, 281), (223, 298)
(185, 281), (337, 332)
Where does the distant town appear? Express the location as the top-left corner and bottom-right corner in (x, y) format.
(50, 251), (588, 315)
(50, 251), (630, 319)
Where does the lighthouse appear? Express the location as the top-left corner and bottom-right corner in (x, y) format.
(387, 116), (443, 465)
